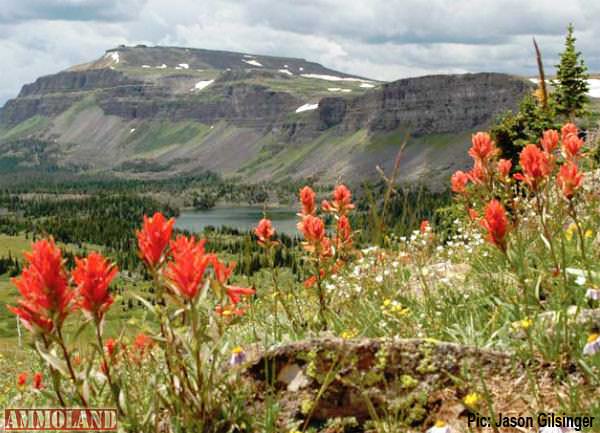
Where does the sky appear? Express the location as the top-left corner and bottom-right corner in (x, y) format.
(1, 0), (599, 105)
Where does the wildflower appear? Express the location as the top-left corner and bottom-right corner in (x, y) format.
(130, 333), (154, 363)
(583, 333), (600, 355)
(137, 212), (175, 268)
(165, 237), (210, 300)
(170, 235), (205, 259)
(556, 162), (583, 199)
(451, 170), (469, 193)
(468, 208), (479, 221)
(105, 338), (117, 357)
(585, 229), (593, 238)
(427, 420), (451, 433)
(225, 286), (256, 306)
(575, 275), (586, 286)
(299, 186), (316, 215)
(230, 347), (246, 366)
(585, 289), (600, 301)
(340, 328), (358, 339)
(255, 218), (276, 246)
(331, 184), (354, 213)
(210, 255), (236, 285)
(468, 132), (497, 162)
(467, 161), (486, 184)
(514, 144), (552, 189)
(463, 392), (481, 408)
(9, 239), (74, 333)
(72, 252), (118, 321)
(17, 372), (27, 388)
(420, 220), (430, 234)
(480, 200), (510, 251)
(298, 215), (326, 242)
(33, 372), (43, 390)
(541, 129), (559, 153)
(562, 133), (584, 160)
(512, 318), (533, 331)
(337, 215), (352, 245)
(497, 158), (512, 178)
(561, 122), (578, 143)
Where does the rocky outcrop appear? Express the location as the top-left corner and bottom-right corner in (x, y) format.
(297, 73), (531, 139)
(240, 337), (555, 432)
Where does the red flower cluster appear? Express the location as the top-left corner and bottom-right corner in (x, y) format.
(299, 186), (316, 215)
(165, 235), (210, 300)
(33, 372), (43, 390)
(255, 218), (276, 246)
(557, 162), (583, 199)
(513, 144), (552, 190)
(480, 200), (510, 251)
(451, 132), (502, 193)
(137, 212), (175, 267)
(8, 239), (74, 333)
(135, 213), (256, 313)
(72, 252), (118, 321)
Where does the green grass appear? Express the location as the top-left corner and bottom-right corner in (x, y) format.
(129, 121), (212, 155)
(0, 116), (50, 141)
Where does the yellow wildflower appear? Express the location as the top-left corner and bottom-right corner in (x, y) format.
(463, 392), (481, 408)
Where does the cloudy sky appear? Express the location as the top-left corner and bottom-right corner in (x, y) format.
(1, 0), (599, 105)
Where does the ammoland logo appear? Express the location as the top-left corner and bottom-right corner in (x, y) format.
(3, 408), (117, 431)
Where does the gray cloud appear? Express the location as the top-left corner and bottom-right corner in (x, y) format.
(0, 0), (147, 23)
(1, 0), (599, 106)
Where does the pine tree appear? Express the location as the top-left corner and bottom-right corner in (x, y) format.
(552, 23), (589, 119)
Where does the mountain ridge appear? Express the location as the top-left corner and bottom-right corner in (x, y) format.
(0, 45), (532, 186)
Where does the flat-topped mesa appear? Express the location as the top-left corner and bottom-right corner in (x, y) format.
(0, 45), (532, 184)
(68, 45), (368, 79)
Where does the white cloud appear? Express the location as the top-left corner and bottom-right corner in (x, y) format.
(1, 0), (599, 106)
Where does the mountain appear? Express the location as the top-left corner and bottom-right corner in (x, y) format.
(0, 45), (532, 186)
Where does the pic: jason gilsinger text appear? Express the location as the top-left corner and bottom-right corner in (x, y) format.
(468, 413), (595, 431)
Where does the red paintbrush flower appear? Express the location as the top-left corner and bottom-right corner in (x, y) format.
(72, 252), (118, 321)
(298, 214), (326, 242)
(170, 235), (206, 259)
(562, 133), (584, 160)
(326, 184), (354, 213)
(337, 215), (352, 244)
(467, 161), (486, 184)
(561, 122), (578, 143)
(165, 236), (210, 300)
(480, 200), (510, 251)
(513, 144), (552, 189)
(299, 186), (316, 215)
(255, 218), (275, 246)
(420, 220), (430, 234)
(557, 162), (583, 199)
(17, 372), (27, 388)
(33, 372), (43, 390)
(137, 212), (175, 268)
(105, 338), (117, 357)
(497, 159), (512, 178)
(540, 129), (559, 154)
(8, 238), (74, 333)
(451, 170), (469, 193)
(468, 132), (498, 162)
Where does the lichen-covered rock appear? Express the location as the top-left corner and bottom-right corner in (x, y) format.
(242, 337), (521, 431)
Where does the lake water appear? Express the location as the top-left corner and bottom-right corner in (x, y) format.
(175, 206), (299, 236)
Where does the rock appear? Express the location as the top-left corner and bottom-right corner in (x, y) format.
(243, 337), (520, 430)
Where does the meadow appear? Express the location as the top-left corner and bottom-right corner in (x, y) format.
(2, 120), (600, 433)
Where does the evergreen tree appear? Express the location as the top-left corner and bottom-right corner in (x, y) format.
(552, 23), (589, 119)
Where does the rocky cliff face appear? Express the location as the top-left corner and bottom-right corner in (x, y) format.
(0, 46), (531, 185)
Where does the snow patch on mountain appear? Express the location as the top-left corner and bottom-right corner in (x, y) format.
(243, 59), (263, 67)
(295, 103), (319, 113)
(192, 80), (214, 91)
